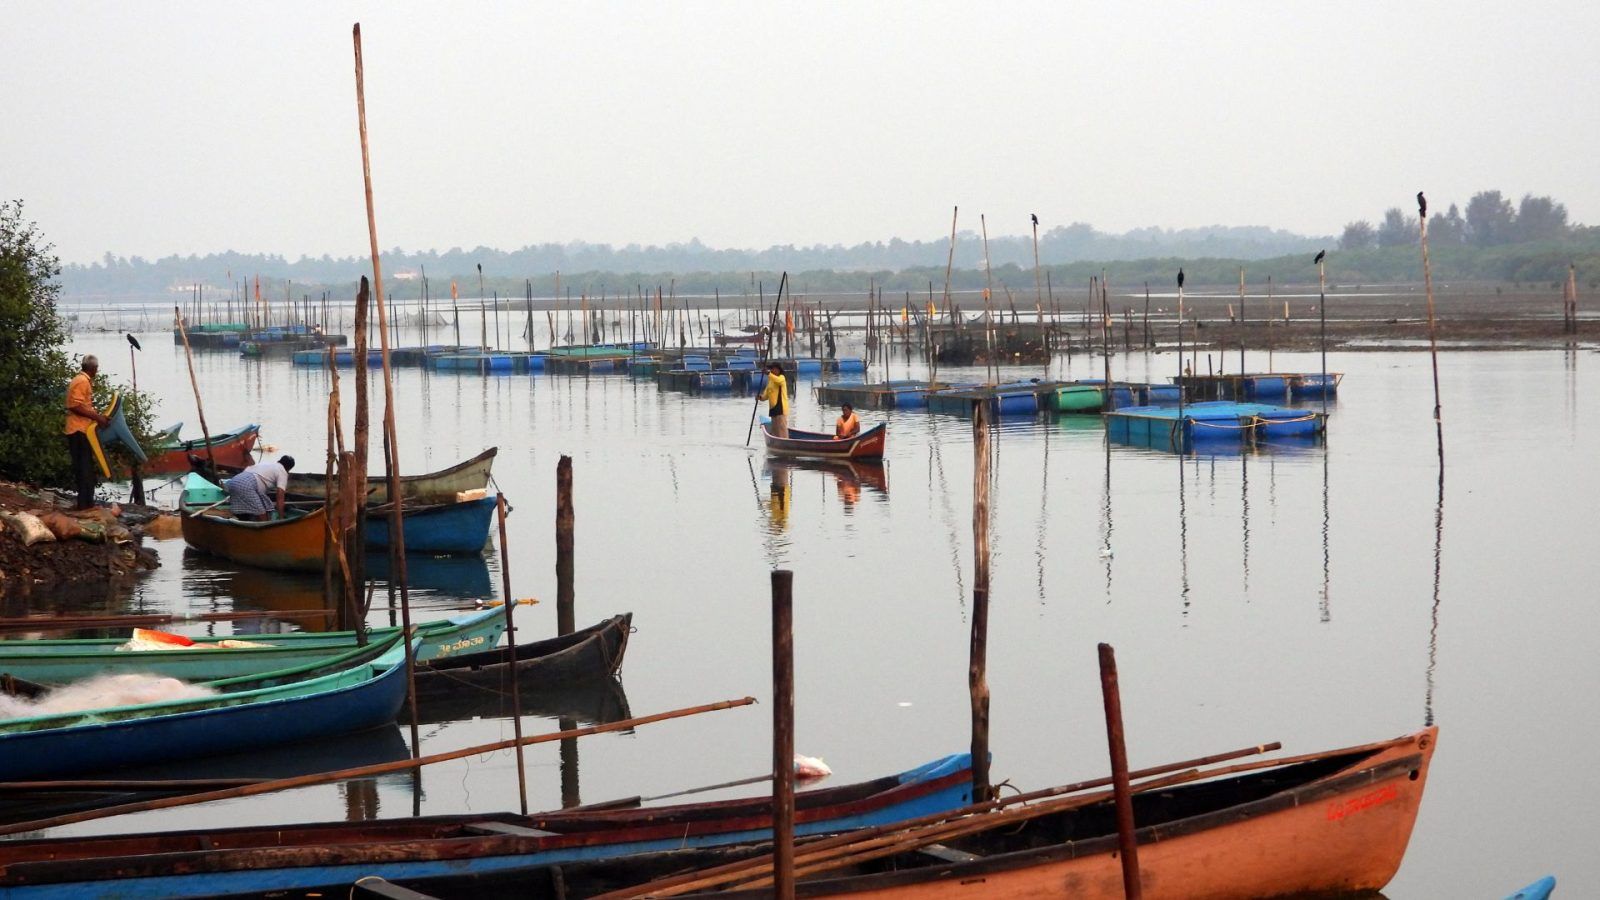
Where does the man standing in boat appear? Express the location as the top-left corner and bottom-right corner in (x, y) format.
(761, 362), (790, 438)
(835, 402), (861, 440)
(63, 355), (110, 509)
(224, 455), (295, 521)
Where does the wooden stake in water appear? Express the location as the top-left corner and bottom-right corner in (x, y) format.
(1315, 249), (1329, 418)
(352, 23), (420, 754)
(495, 493), (529, 814)
(1238, 265), (1246, 376)
(1098, 643), (1144, 899)
(980, 215), (996, 384)
(970, 400), (993, 804)
(1031, 213), (1043, 329)
(770, 569), (797, 900)
(172, 307), (217, 472)
(477, 263), (487, 350)
(556, 455), (575, 637)
(1176, 269), (1187, 424)
(1416, 192), (1443, 465)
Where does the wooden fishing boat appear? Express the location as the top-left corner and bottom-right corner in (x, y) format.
(544, 727), (1435, 900)
(143, 424), (260, 475)
(364, 495), (498, 555)
(763, 423), (886, 461)
(413, 613), (630, 702)
(0, 636), (413, 781)
(180, 504), (327, 572)
(238, 447), (498, 504)
(0, 606), (507, 684)
(0, 754), (975, 899)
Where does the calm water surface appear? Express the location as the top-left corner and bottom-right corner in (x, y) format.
(33, 327), (1600, 897)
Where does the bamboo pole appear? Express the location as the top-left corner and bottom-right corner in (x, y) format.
(0, 697), (757, 838)
(1100, 273), (1112, 410)
(1099, 643), (1143, 898)
(495, 493), (529, 814)
(745, 273), (788, 446)
(352, 24), (420, 755)
(1238, 265), (1246, 375)
(771, 569), (797, 900)
(1417, 192), (1443, 466)
(1176, 269), (1187, 428)
(172, 308), (217, 472)
(970, 400), (992, 804)
(979, 215), (995, 383)
(1317, 253), (1329, 418)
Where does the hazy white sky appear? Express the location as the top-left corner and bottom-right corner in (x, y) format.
(4, 1), (1597, 264)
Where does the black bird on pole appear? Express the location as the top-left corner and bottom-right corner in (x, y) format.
(1031, 213), (1039, 227)
(126, 333), (142, 351)
(1177, 268), (1185, 289)
(1417, 192), (1428, 218)
(126, 333), (142, 392)
(1313, 250), (1326, 266)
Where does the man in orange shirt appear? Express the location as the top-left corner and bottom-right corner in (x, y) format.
(63, 355), (109, 509)
(835, 402), (861, 440)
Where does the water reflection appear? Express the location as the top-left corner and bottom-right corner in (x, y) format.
(763, 457), (889, 507)
(1424, 463), (1444, 727)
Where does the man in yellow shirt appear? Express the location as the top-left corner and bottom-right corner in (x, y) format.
(761, 362), (790, 438)
(63, 355), (109, 509)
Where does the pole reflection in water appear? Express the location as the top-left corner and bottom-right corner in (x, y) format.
(1424, 460), (1445, 727)
(1320, 445), (1332, 623)
(1101, 430), (1114, 597)
(1241, 449), (1251, 594)
(928, 433), (966, 608)
(1034, 422), (1051, 604)
(1178, 453), (1191, 618)
(560, 715), (580, 809)
(342, 777), (380, 822)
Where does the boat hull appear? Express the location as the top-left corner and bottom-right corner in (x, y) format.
(364, 496), (497, 555)
(180, 507), (328, 572)
(141, 425), (259, 475)
(763, 423), (886, 461)
(414, 614), (632, 701)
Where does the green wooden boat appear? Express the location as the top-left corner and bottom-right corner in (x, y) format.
(1054, 383), (1105, 413)
(0, 607), (506, 685)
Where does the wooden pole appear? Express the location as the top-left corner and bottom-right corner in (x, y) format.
(980, 215), (995, 383)
(349, 282), (369, 604)
(495, 493), (529, 814)
(770, 569), (797, 900)
(1417, 192), (1443, 466)
(556, 454), (575, 637)
(1176, 269), (1186, 427)
(1238, 266), (1246, 375)
(969, 400), (992, 804)
(1318, 256), (1329, 419)
(1100, 274), (1112, 411)
(1031, 215), (1043, 331)
(1143, 281), (1151, 348)
(477, 263), (487, 350)
(0, 697), (757, 838)
(352, 24), (420, 755)
(172, 307), (217, 473)
(1098, 642), (1143, 899)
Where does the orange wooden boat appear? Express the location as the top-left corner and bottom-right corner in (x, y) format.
(585, 727), (1437, 900)
(762, 423), (886, 461)
(180, 506), (328, 573)
(144, 424), (260, 475)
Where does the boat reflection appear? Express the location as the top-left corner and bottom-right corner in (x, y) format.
(413, 673), (633, 729)
(763, 457), (889, 508)
(181, 553), (337, 633)
(366, 551), (495, 601)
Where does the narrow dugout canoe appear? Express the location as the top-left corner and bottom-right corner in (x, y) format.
(0, 754), (975, 899)
(179, 504), (327, 572)
(0, 636), (414, 781)
(763, 423), (886, 461)
(287, 447), (498, 504)
(573, 727), (1438, 900)
(0, 606), (507, 684)
(412, 613), (631, 701)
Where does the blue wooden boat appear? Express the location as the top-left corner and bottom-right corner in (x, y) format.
(0, 753), (974, 899)
(0, 636), (414, 781)
(364, 495), (497, 555)
(1505, 876), (1557, 900)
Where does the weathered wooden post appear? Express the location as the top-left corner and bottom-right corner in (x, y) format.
(556, 455), (575, 637)
(770, 569), (796, 900)
(970, 400), (993, 804)
(1416, 192), (1444, 466)
(1098, 642), (1143, 899)
(494, 494), (529, 813)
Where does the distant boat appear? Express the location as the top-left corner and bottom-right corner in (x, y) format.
(763, 423), (887, 461)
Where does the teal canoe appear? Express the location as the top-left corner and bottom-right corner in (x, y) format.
(0, 606), (506, 685)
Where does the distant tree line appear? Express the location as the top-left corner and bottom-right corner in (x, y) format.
(1339, 190), (1574, 252)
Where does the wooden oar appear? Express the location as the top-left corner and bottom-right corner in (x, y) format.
(0, 696), (755, 837)
(0, 777), (265, 793)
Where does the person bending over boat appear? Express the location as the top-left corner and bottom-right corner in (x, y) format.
(224, 455), (295, 521)
(63, 355), (110, 509)
(762, 362), (790, 438)
(835, 403), (861, 439)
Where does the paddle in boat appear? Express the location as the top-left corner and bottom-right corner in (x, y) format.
(762, 422), (886, 461)
(0, 753), (974, 899)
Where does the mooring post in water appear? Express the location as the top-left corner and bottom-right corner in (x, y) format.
(172, 307), (217, 473)
(1098, 642), (1143, 899)
(970, 400), (993, 804)
(1416, 192), (1444, 466)
(770, 569), (797, 900)
(353, 24), (420, 755)
(495, 494), (529, 814)
(1316, 250), (1329, 420)
(556, 454), (575, 637)
(351, 278), (371, 605)
(1238, 266), (1246, 376)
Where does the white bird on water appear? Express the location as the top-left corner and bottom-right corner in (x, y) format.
(1098, 546), (1114, 559)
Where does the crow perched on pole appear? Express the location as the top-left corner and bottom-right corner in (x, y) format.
(1030, 213), (1038, 227)
(1313, 250), (1326, 265)
(1417, 192), (1428, 218)
(1177, 268), (1185, 289)
(126, 333), (142, 351)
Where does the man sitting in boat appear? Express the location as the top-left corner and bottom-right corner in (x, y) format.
(835, 403), (861, 440)
(761, 363), (790, 438)
(224, 455), (295, 521)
